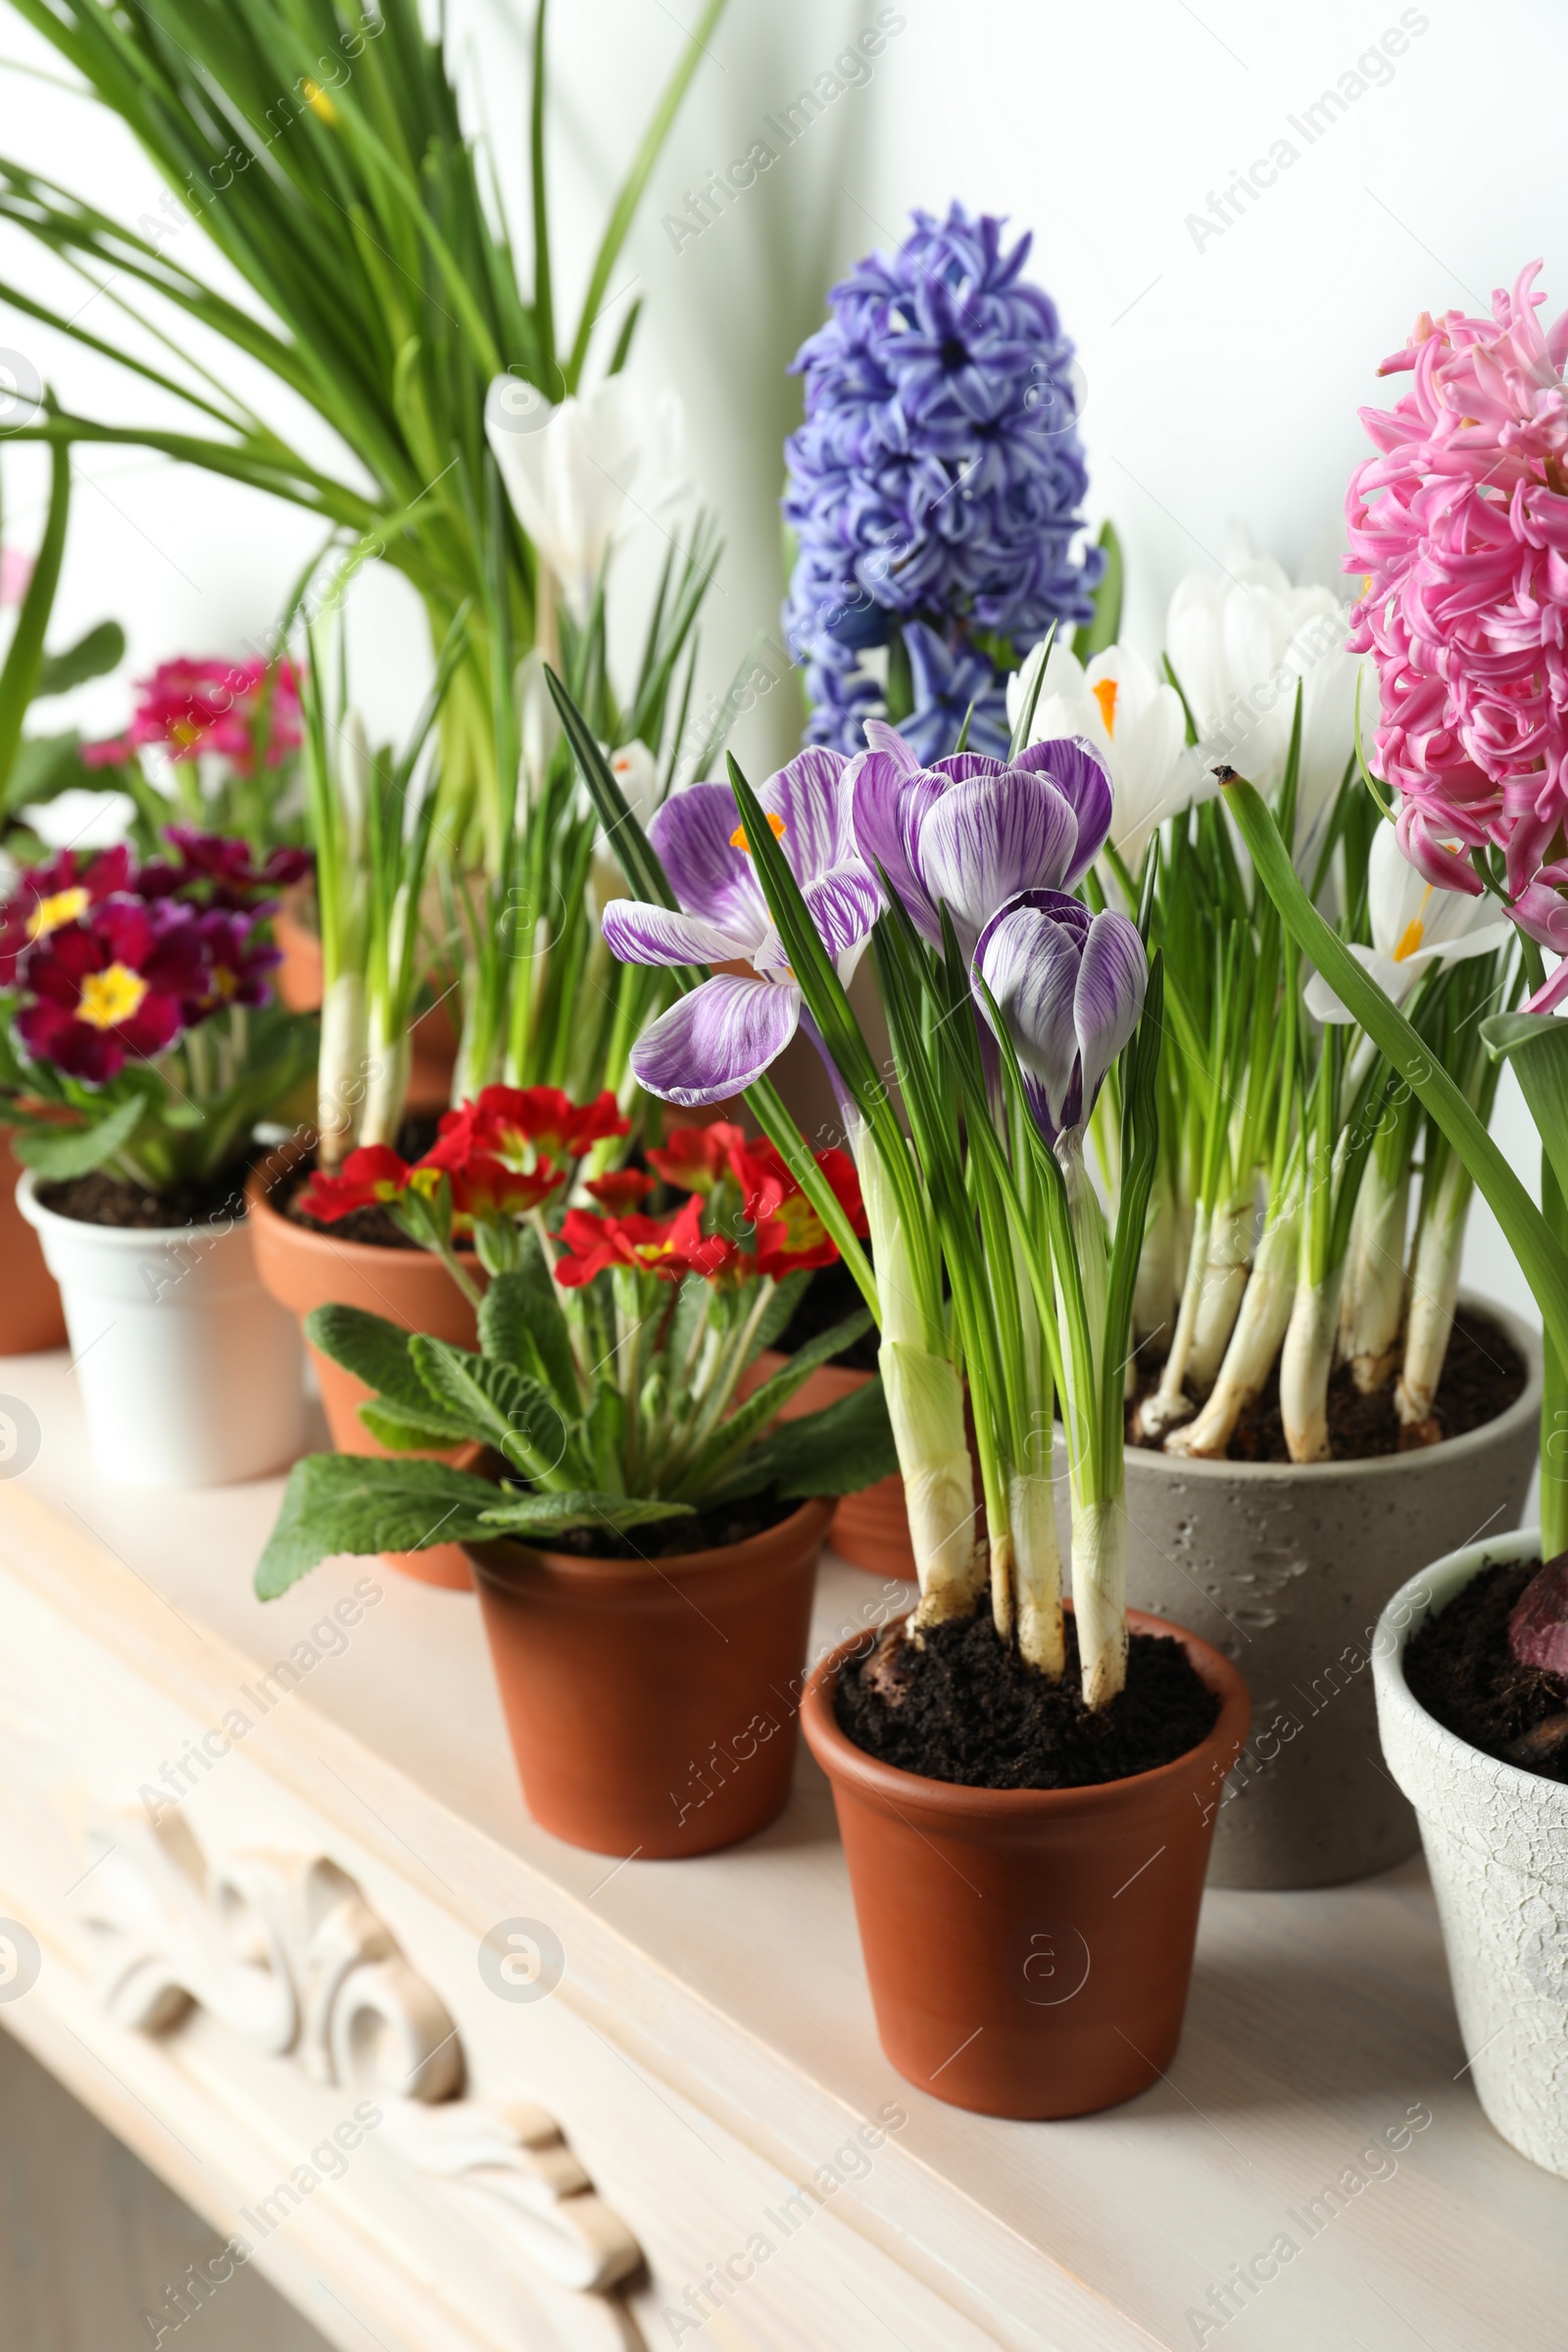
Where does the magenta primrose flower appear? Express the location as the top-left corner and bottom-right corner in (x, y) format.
(0, 845), (133, 987)
(1347, 262), (1568, 995)
(1, 832), (288, 1085)
(17, 897), (206, 1083)
(83, 657), (304, 775)
(140, 826), (311, 910)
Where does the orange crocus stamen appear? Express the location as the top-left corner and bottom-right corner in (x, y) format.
(1091, 677), (1119, 739)
(730, 810), (787, 854)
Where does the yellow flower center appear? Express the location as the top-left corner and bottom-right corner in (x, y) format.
(76, 962), (148, 1030)
(730, 811), (787, 855)
(301, 77), (339, 122)
(170, 718), (204, 749)
(1091, 677), (1119, 739)
(773, 1195), (824, 1252)
(26, 886), (89, 941)
(1394, 886), (1434, 962)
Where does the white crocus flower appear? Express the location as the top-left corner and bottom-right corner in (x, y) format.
(1164, 533), (1379, 877)
(591, 739), (659, 911)
(514, 649), (562, 811)
(1303, 819), (1511, 1022)
(1007, 639), (1198, 875)
(484, 375), (685, 623)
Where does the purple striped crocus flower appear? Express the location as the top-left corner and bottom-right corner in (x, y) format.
(973, 888), (1148, 1146)
(848, 719), (1112, 962)
(600, 748), (880, 1105)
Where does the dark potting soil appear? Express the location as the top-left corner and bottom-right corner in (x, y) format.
(775, 1250), (880, 1373)
(1403, 1559), (1568, 1781)
(1127, 1308), (1525, 1462)
(540, 1485), (796, 1561)
(835, 1608), (1221, 1789)
(279, 1112), (443, 1250)
(37, 1162), (254, 1230)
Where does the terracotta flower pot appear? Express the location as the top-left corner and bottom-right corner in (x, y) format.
(1096, 1295), (1542, 1889)
(247, 1150), (481, 1590)
(0, 1134), (67, 1354)
(746, 1350), (914, 1580)
(466, 1498), (834, 1858)
(272, 899), (323, 1013)
(802, 1607), (1250, 2119)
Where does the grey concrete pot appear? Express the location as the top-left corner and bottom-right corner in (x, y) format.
(1061, 1297), (1542, 1890)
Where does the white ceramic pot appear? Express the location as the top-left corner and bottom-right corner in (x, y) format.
(1373, 1529), (1568, 2177)
(17, 1170), (304, 1488)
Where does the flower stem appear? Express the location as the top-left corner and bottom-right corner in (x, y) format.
(1395, 1152), (1467, 1432)
(1185, 1190), (1255, 1394)
(1136, 1194), (1210, 1439)
(1542, 1157), (1568, 1559)
(1339, 1113), (1413, 1395)
(1280, 1265), (1342, 1461)
(318, 971), (367, 1173)
(1010, 1468), (1064, 1677)
(1071, 1492), (1126, 1709)
(1168, 1179), (1299, 1457)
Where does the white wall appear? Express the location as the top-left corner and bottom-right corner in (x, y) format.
(0, 0), (1554, 1325)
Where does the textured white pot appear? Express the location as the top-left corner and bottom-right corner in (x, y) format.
(18, 1170), (304, 1488)
(1373, 1529), (1568, 2177)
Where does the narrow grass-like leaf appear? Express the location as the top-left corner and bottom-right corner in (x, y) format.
(1225, 771), (1568, 1365)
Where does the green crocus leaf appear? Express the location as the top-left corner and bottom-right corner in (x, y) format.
(1482, 1010), (1568, 1205)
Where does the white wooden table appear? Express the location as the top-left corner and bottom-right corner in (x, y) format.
(0, 1346), (1561, 2352)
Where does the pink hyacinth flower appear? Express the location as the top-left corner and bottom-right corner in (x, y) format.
(1346, 263), (1568, 1003)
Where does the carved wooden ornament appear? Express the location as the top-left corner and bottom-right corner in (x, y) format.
(83, 1812), (641, 2301)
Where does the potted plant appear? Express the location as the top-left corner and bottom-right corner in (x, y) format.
(758, 199), (1112, 1584)
(999, 551), (1543, 1890)
(0, 441), (128, 1351)
(244, 590), (728, 1581)
(258, 1073), (631, 1588)
(589, 652), (1250, 2115)
(3, 0), (725, 860)
(252, 1091), (895, 1859)
(723, 1124), (908, 1576)
(1229, 263), (1568, 2178)
(2, 824), (315, 1484)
